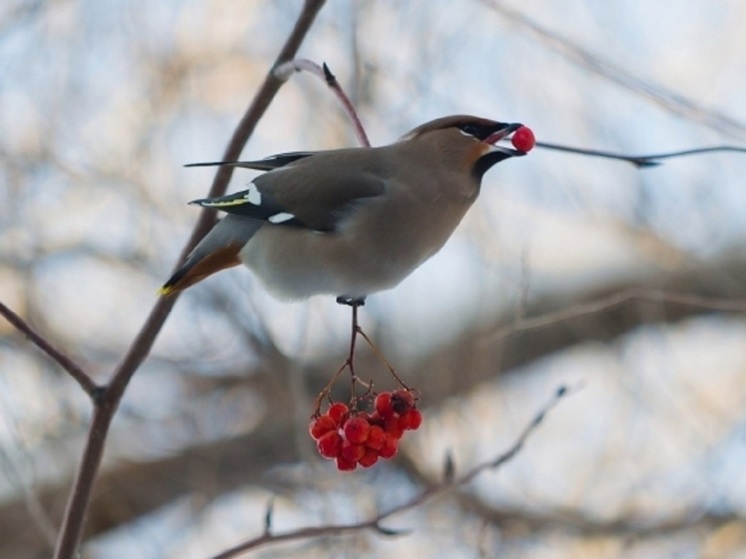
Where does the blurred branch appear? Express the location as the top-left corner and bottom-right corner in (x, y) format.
(458, 491), (744, 541)
(50, 2), (328, 558)
(0, 301), (98, 397)
(4, 259), (746, 557)
(211, 385), (573, 559)
(481, 286), (746, 347)
(535, 141), (746, 168)
(483, 0), (746, 139)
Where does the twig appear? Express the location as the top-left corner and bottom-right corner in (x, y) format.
(211, 384), (575, 558)
(483, 0), (746, 138)
(480, 287), (746, 347)
(50, 2), (328, 558)
(535, 141), (746, 168)
(0, 301), (98, 397)
(356, 327), (411, 390)
(274, 59), (371, 147)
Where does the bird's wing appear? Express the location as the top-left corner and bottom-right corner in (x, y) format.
(191, 154), (386, 232)
(185, 151), (315, 172)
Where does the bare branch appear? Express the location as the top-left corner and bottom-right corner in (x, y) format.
(479, 287), (746, 347)
(273, 59), (370, 147)
(211, 385), (575, 559)
(0, 300), (98, 397)
(535, 141), (746, 167)
(482, 0), (746, 138)
(51, 2), (328, 558)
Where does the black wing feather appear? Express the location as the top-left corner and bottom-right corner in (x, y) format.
(185, 152), (315, 171)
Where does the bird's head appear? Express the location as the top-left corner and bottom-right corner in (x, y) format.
(401, 115), (532, 179)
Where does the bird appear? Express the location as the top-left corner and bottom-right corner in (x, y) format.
(160, 115), (531, 304)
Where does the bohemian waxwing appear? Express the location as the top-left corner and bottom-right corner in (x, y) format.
(160, 115), (530, 302)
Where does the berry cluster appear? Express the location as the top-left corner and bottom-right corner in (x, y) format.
(309, 390), (422, 471)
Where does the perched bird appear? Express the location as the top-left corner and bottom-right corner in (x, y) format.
(160, 115), (532, 303)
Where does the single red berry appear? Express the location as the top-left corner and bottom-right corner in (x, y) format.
(375, 392), (395, 419)
(336, 455), (357, 471)
(365, 425), (386, 450)
(368, 411), (384, 427)
(327, 402), (349, 425)
(511, 126), (535, 152)
(355, 411), (373, 423)
(309, 414), (337, 440)
(390, 390), (415, 415)
(316, 431), (342, 459)
(378, 434), (398, 459)
(384, 417), (404, 439)
(400, 409), (423, 430)
(341, 440), (365, 462)
(343, 416), (371, 444)
(358, 449), (379, 468)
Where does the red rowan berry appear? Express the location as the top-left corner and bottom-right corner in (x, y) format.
(400, 408), (423, 431)
(378, 434), (398, 459)
(365, 425), (386, 450)
(511, 126), (536, 152)
(343, 416), (371, 444)
(309, 414), (336, 440)
(316, 431), (342, 458)
(375, 391), (395, 418)
(390, 390), (415, 415)
(341, 440), (365, 462)
(336, 455), (357, 471)
(358, 449), (379, 468)
(368, 411), (384, 427)
(327, 402), (349, 425)
(384, 417), (404, 439)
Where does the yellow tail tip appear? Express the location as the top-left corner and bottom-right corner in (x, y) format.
(158, 285), (175, 297)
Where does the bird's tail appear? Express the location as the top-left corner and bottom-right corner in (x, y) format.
(159, 215), (262, 296)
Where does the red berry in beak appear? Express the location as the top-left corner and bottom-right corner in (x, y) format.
(511, 126), (535, 152)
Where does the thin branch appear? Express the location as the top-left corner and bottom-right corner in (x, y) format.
(480, 287), (746, 347)
(0, 300), (98, 397)
(273, 59), (370, 147)
(51, 2), (328, 558)
(211, 384), (575, 559)
(482, 0), (746, 139)
(535, 141), (746, 168)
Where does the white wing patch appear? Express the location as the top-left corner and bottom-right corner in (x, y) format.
(246, 187), (262, 206)
(269, 212), (295, 224)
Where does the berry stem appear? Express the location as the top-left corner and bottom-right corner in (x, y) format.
(312, 361), (349, 416)
(355, 328), (411, 391)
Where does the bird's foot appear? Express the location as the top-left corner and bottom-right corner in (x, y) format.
(336, 295), (366, 308)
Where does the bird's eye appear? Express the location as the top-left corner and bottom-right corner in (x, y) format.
(459, 124), (482, 138)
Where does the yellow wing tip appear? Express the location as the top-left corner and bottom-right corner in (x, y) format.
(158, 285), (176, 297)
(203, 199), (249, 207)
(190, 198), (249, 208)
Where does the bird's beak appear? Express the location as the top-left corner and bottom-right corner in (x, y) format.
(483, 123), (526, 157)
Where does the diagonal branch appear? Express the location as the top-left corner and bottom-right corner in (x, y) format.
(0, 301), (98, 397)
(480, 287), (746, 347)
(483, 0), (746, 138)
(51, 2), (328, 558)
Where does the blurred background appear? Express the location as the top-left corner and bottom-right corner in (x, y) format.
(2, 1), (746, 557)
